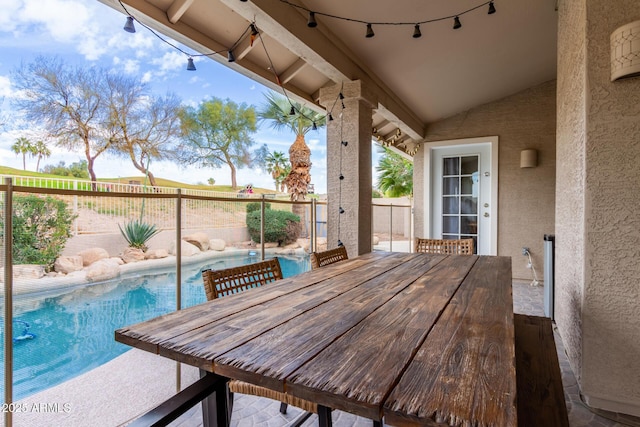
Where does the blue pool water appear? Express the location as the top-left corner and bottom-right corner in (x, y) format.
(1, 254), (310, 400)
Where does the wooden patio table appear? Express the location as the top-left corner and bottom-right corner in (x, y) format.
(115, 252), (516, 427)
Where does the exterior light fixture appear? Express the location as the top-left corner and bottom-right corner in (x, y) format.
(123, 16), (136, 33)
(228, 50), (236, 62)
(413, 24), (422, 38)
(488, 2), (496, 15)
(453, 16), (462, 29)
(365, 23), (375, 38)
(611, 20), (640, 81)
(186, 57), (196, 71)
(289, 106), (296, 115)
(520, 149), (538, 168)
(308, 12), (317, 28)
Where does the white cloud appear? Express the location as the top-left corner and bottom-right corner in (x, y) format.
(19, 0), (91, 43)
(123, 59), (140, 74)
(0, 75), (13, 98)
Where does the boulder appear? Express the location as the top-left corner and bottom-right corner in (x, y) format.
(85, 259), (121, 282)
(169, 240), (201, 257)
(297, 238), (311, 252)
(0, 264), (45, 282)
(145, 249), (169, 260)
(121, 247), (145, 263)
(54, 256), (83, 274)
(209, 239), (226, 251)
(316, 237), (327, 252)
(372, 235), (380, 245)
(183, 232), (210, 251)
(78, 248), (110, 267)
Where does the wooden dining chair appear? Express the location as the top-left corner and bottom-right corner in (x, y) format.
(414, 238), (474, 255)
(310, 245), (349, 270)
(202, 258), (316, 426)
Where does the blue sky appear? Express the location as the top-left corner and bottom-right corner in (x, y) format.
(0, 0), (345, 193)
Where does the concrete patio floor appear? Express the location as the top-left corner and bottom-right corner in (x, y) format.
(9, 280), (639, 427)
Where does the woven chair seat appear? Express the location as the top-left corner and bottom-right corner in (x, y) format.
(310, 246), (349, 270)
(229, 380), (317, 413)
(415, 238), (474, 255)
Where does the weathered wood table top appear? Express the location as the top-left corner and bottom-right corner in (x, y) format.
(116, 252), (516, 426)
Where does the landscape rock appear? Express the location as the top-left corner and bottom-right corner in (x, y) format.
(169, 240), (201, 257)
(85, 259), (121, 282)
(78, 248), (110, 267)
(54, 256), (83, 274)
(0, 264), (46, 282)
(209, 239), (226, 251)
(145, 249), (169, 260)
(297, 238), (311, 252)
(372, 235), (380, 245)
(121, 247), (145, 263)
(183, 232), (210, 251)
(316, 237), (327, 252)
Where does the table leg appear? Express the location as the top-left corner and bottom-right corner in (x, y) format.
(317, 405), (333, 427)
(200, 370), (230, 427)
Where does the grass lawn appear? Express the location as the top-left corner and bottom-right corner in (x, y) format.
(0, 165), (278, 194)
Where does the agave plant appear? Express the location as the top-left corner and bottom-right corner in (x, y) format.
(118, 219), (160, 252)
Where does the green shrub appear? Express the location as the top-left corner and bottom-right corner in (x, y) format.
(246, 202), (271, 214)
(0, 195), (76, 271)
(246, 209), (300, 245)
(119, 219), (160, 251)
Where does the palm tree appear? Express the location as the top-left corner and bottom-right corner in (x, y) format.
(265, 150), (288, 191)
(376, 147), (414, 197)
(257, 92), (326, 201)
(11, 137), (35, 170)
(32, 140), (51, 172)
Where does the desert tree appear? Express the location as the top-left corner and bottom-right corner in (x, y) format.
(178, 97), (257, 189)
(11, 56), (110, 188)
(105, 74), (182, 187)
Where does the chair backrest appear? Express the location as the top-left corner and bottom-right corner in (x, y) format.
(310, 246), (349, 270)
(414, 238), (474, 255)
(202, 258), (283, 301)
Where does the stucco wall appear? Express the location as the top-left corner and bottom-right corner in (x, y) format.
(414, 81), (557, 280)
(581, 0), (640, 415)
(555, 0), (587, 386)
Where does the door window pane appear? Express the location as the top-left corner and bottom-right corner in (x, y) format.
(461, 196), (477, 214)
(442, 177), (459, 196)
(443, 197), (459, 214)
(461, 156), (478, 175)
(443, 157), (459, 175)
(443, 216), (459, 234)
(461, 216), (478, 234)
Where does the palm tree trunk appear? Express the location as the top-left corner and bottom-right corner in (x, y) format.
(285, 134), (311, 202)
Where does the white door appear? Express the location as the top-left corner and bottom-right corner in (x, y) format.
(430, 140), (497, 255)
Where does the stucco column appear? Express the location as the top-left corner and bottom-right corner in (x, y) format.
(319, 81), (377, 255)
(556, 0), (640, 417)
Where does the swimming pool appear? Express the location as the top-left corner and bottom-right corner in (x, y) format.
(2, 253), (310, 400)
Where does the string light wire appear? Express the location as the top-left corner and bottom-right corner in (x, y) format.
(278, 0), (496, 27)
(118, 0), (252, 60)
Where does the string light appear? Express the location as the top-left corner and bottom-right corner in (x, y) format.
(365, 24), (375, 38)
(279, 0), (497, 38)
(413, 24), (422, 39)
(119, 0), (252, 68)
(337, 86), (346, 248)
(123, 16), (136, 33)
(308, 11), (318, 28)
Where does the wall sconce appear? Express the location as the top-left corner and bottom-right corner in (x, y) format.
(611, 20), (640, 81)
(520, 149), (538, 168)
